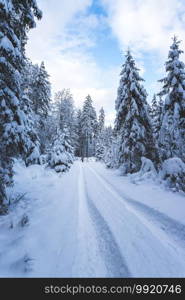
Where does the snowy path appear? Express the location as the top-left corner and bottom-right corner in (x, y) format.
(0, 160), (185, 277)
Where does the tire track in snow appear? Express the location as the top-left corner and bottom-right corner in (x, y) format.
(86, 164), (185, 250)
(85, 166), (185, 255)
(73, 162), (107, 277)
(86, 194), (131, 277)
(82, 167), (131, 277)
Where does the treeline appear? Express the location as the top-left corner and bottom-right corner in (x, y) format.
(0, 0), (110, 211)
(104, 37), (185, 192)
(46, 90), (111, 172)
(0, 0), (42, 212)
(0, 0), (185, 213)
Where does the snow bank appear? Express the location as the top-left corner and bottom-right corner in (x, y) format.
(39, 154), (48, 165)
(128, 157), (157, 184)
(0, 160), (70, 277)
(89, 161), (185, 225)
(160, 157), (185, 192)
(26, 146), (40, 166)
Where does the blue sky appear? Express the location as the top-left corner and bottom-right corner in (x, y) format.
(26, 0), (185, 125)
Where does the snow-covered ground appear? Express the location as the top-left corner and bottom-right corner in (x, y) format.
(0, 160), (185, 277)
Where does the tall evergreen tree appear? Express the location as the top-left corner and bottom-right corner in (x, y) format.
(29, 61), (51, 118)
(98, 107), (105, 133)
(150, 94), (163, 141)
(104, 126), (120, 168)
(150, 94), (158, 119)
(81, 95), (98, 157)
(54, 89), (75, 133)
(0, 0), (42, 207)
(95, 107), (105, 161)
(26, 61), (51, 153)
(115, 50), (158, 174)
(104, 126), (113, 150)
(54, 89), (78, 152)
(75, 109), (83, 156)
(158, 36), (185, 162)
(20, 89), (40, 166)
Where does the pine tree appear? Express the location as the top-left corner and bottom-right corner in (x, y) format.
(81, 95), (98, 157)
(54, 89), (73, 129)
(75, 109), (83, 157)
(150, 94), (158, 119)
(98, 107), (105, 133)
(48, 127), (74, 173)
(115, 50), (158, 174)
(53, 88), (79, 157)
(104, 134), (120, 168)
(26, 61), (51, 153)
(150, 94), (163, 140)
(95, 107), (105, 161)
(20, 89), (40, 166)
(104, 126), (113, 150)
(0, 0), (42, 206)
(158, 96), (164, 120)
(54, 89), (77, 145)
(158, 36), (185, 162)
(31, 61), (51, 117)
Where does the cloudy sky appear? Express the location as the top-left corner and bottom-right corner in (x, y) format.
(26, 0), (185, 125)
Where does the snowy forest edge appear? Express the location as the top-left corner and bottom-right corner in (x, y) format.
(0, 1), (185, 214)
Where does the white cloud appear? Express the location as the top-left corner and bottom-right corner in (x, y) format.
(26, 0), (116, 126)
(99, 0), (185, 102)
(26, 0), (94, 59)
(101, 0), (185, 57)
(26, 0), (185, 126)
(46, 49), (118, 125)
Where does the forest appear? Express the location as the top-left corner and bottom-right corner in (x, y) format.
(0, 0), (185, 279)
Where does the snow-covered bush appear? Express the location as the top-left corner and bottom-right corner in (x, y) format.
(104, 137), (120, 169)
(129, 157), (157, 183)
(26, 144), (40, 166)
(160, 157), (185, 192)
(105, 145), (119, 169)
(95, 142), (105, 161)
(48, 130), (74, 173)
(39, 154), (48, 165)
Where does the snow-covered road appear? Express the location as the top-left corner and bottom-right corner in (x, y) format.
(0, 160), (185, 277)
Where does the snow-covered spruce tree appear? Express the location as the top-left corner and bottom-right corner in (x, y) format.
(81, 95), (98, 157)
(104, 133), (120, 169)
(104, 126), (113, 151)
(48, 127), (74, 173)
(95, 107), (105, 161)
(158, 36), (185, 162)
(115, 50), (158, 174)
(98, 107), (105, 133)
(102, 126), (119, 168)
(0, 0), (42, 207)
(54, 89), (78, 152)
(158, 96), (164, 131)
(20, 90), (40, 166)
(150, 94), (158, 119)
(28, 61), (51, 154)
(74, 109), (83, 157)
(54, 89), (74, 131)
(150, 94), (164, 141)
(30, 61), (51, 118)
(20, 60), (41, 165)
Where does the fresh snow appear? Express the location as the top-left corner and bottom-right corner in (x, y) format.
(0, 160), (185, 277)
